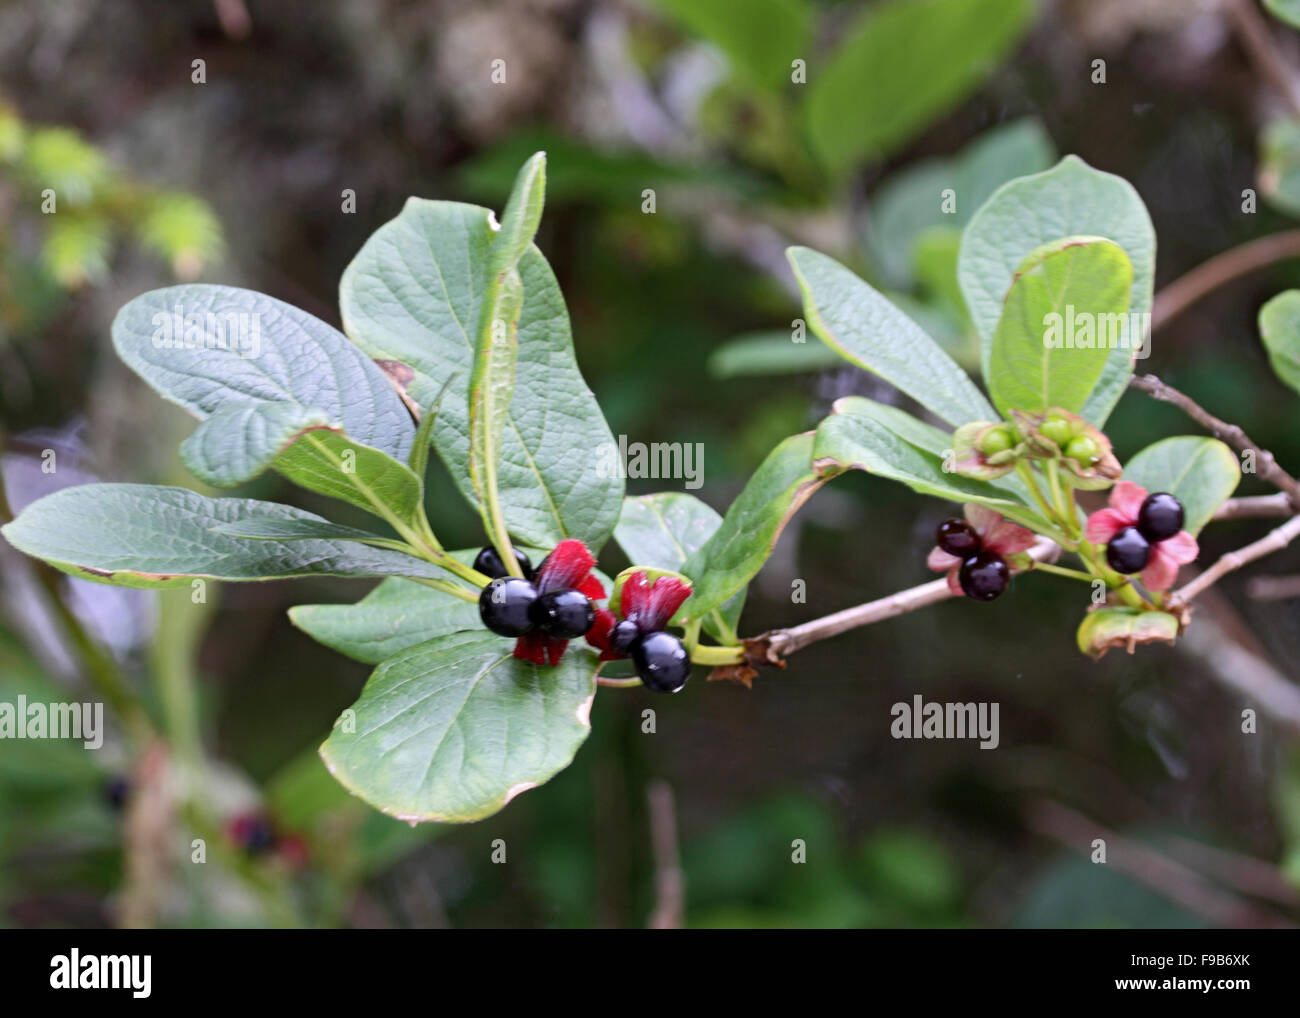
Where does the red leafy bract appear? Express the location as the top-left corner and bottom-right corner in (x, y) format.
(927, 504), (1035, 597)
(586, 570), (691, 661)
(1085, 481), (1198, 591)
(512, 539), (606, 666)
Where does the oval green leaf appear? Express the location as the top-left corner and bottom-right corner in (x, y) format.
(319, 630), (597, 824)
(1121, 436), (1240, 536)
(958, 156), (1157, 425)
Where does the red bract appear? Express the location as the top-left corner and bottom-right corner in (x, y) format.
(513, 539), (606, 666)
(927, 504), (1035, 597)
(1085, 481), (1198, 591)
(586, 570), (691, 661)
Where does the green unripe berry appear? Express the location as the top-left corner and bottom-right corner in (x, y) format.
(1065, 435), (1099, 464)
(1038, 416), (1074, 448)
(977, 426), (1016, 456)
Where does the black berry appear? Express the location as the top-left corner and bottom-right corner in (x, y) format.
(1137, 492), (1184, 543)
(473, 546), (533, 580)
(958, 551), (1009, 601)
(241, 817), (276, 855)
(936, 518), (981, 557)
(632, 631), (691, 693)
(479, 577), (539, 636)
(105, 776), (130, 812)
(1106, 526), (1151, 574)
(529, 588), (595, 639)
(609, 618), (641, 653)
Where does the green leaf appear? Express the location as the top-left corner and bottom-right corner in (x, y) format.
(278, 431), (424, 525)
(812, 402), (1039, 523)
(614, 493), (746, 643)
(1076, 608), (1179, 660)
(651, 0), (813, 94)
(489, 151), (547, 274)
(408, 373), (459, 483)
(1266, 0), (1300, 32)
(319, 630), (596, 823)
(208, 518), (391, 543)
(1122, 437), (1240, 536)
(986, 237), (1133, 416)
(1260, 119), (1300, 219)
(867, 117), (1056, 286)
(290, 578), (482, 664)
(707, 330), (845, 379)
(111, 284), (421, 520)
(1258, 289), (1300, 396)
(828, 394), (1041, 508)
(827, 394), (1037, 505)
(680, 433), (826, 619)
(178, 401), (329, 488)
(1, 484), (445, 588)
(787, 246), (996, 427)
(469, 156), (544, 565)
(958, 156), (1157, 426)
(803, 0), (1035, 176)
(339, 198), (623, 550)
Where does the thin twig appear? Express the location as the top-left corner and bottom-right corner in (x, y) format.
(1176, 588), (1300, 736)
(1151, 230), (1300, 331)
(762, 538), (1060, 659)
(645, 781), (684, 930)
(1027, 799), (1295, 928)
(1214, 492), (1294, 518)
(1245, 573), (1300, 599)
(1227, 0), (1300, 119)
(1173, 514), (1300, 603)
(1130, 373), (1300, 508)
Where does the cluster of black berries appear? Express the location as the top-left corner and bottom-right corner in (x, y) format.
(476, 547), (595, 641)
(936, 518), (1009, 601)
(1105, 492), (1184, 574)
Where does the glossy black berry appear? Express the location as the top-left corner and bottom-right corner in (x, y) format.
(632, 631), (691, 693)
(473, 546), (533, 580)
(958, 551), (1009, 601)
(1106, 525), (1151, 574)
(936, 518), (981, 557)
(609, 618), (641, 653)
(1137, 492), (1184, 543)
(241, 817), (276, 855)
(479, 577), (539, 636)
(105, 776), (130, 812)
(529, 588), (595, 639)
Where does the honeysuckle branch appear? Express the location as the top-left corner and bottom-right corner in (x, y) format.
(1172, 513), (1300, 604)
(1228, 0), (1300, 121)
(1129, 373), (1300, 509)
(747, 493), (1300, 668)
(1178, 588), (1300, 735)
(1245, 573), (1300, 599)
(1027, 798), (1296, 928)
(1152, 229), (1300, 332)
(755, 537), (1063, 661)
(1214, 492), (1293, 518)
